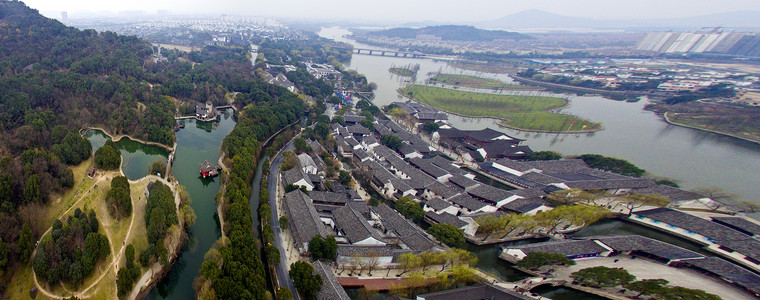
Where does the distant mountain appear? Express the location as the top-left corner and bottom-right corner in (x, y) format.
(478, 9), (760, 30)
(479, 9), (607, 30)
(367, 25), (532, 41)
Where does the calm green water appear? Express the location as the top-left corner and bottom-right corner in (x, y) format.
(85, 130), (168, 180)
(148, 110), (236, 299)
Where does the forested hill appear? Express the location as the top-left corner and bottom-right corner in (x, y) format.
(367, 25), (533, 41)
(0, 1), (152, 74)
(0, 2), (284, 294)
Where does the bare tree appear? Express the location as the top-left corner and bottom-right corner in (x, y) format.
(365, 249), (382, 276)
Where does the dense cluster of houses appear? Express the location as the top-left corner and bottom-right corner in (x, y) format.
(329, 115), (551, 239)
(279, 146), (443, 269)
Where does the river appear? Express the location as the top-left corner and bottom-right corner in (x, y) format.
(318, 27), (760, 206)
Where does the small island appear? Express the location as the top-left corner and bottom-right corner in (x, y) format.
(429, 73), (541, 90)
(398, 84), (601, 132)
(389, 63), (420, 77)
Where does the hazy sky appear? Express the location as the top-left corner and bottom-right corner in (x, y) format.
(25, 0), (760, 22)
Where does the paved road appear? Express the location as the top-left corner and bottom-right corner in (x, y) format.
(268, 139), (298, 299)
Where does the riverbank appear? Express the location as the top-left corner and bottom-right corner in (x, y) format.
(429, 73), (541, 90)
(83, 127), (175, 152)
(397, 85), (602, 133)
(661, 111), (760, 145)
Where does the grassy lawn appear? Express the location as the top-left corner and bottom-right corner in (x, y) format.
(399, 85), (601, 132)
(429, 74), (540, 90)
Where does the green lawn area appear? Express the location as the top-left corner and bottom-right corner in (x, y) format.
(429, 74), (540, 90)
(399, 85), (601, 132)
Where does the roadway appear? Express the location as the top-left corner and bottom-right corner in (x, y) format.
(267, 138), (298, 299)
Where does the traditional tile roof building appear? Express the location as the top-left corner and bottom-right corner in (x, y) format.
(283, 191), (330, 253)
(333, 203), (386, 245)
(281, 167), (314, 191)
(372, 204), (437, 251)
(311, 261), (350, 300)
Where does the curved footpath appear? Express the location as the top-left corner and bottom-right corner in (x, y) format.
(32, 174), (180, 300)
(268, 138), (299, 299)
(84, 127), (174, 152)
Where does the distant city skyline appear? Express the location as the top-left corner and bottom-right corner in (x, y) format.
(24, 0), (760, 23)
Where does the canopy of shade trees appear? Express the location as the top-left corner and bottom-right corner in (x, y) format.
(33, 208), (110, 288)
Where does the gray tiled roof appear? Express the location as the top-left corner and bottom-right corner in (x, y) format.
(635, 208), (760, 261)
(509, 188), (547, 198)
(467, 184), (514, 203)
(333, 205), (384, 244)
(311, 261), (350, 300)
(282, 167), (309, 186)
(346, 124), (371, 135)
(337, 244), (399, 257)
(521, 159), (590, 173)
(680, 257), (760, 293)
(563, 178), (655, 190)
(309, 191), (349, 205)
(449, 174), (481, 190)
(592, 235), (704, 260)
(500, 197), (548, 214)
(417, 283), (533, 300)
(506, 239), (608, 257)
(425, 211), (467, 228)
(410, 158), (449, 179)
(372, 204), (435, 251)
(449, 193), (488, 211)
(712, 217), (760, 236)
(426, 181), (460, 199)
(284, 191), (330, 248)
(424, 197), (453, 211)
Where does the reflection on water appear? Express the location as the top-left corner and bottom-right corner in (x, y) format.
(148, 112), (236, 299)
(85, 130), (168, 180)
(319, 27), (760, 204)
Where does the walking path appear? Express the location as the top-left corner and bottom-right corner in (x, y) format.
(31, 173), (180, 299)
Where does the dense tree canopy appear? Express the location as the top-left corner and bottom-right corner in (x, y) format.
(289, 261), (322, 299)
(526, 150), (562, 161)
(571, 266), (636, 287)
(308, 235), (337, 261)
(578, 154), (645, 177)
(106, 175), (131, 219)
(94, 141), (121, 170)
(33, 208), (110, 288)
(517, 252), (576, 270)
(395, 197), (424, 222)
(380, 134), (403, 151)
(426, 223), (464, 246)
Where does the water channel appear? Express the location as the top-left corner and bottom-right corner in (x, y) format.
(319, 27), (760, 206)
(85, 130), (168, 180)
(87, 111), (238, 299)
(147, 111), (236, 299)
